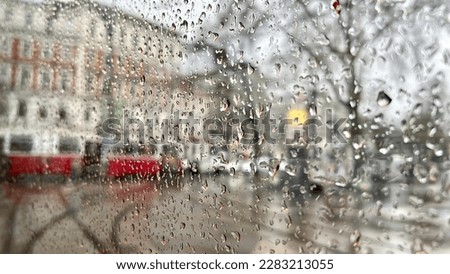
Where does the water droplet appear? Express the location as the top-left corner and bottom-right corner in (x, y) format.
(374, 113), (383, 123)
(238, 22), (245, 30)
(250, 162), (257, 175)
(285, 165), (297, 176)
(247, 64), (255, 75)
(409, 195), (424, 208)
(413, 103), (423, 115)
(211, 32), (219, 41)
(334, 176), (348, 187)
(313, 33), (330, 45)
(299, 185), (307, 194)
(350, 230), (361, 246)
(230, 167), (236, 176)
(434, 149), (444, 157)
(413, 164), (428, 184)
(202, 180), (209, 190)
(377, 91), (392, 107)
(259, 160), (268, 169)
(328, 239), (339, 250)
(290, 64), (297, 74)
(230, 231), (241, 242)
(180, 20), (188, 30)
(289, 149), (298, 158)
(220, 234), (227, 243)
(350, 45), (360, 56)
(307, 58), (317, 68)
(274, 63), (281, 75)
(309, 104), (317, 116)
(379, 146), (390, 155)
(221, 184), (227, 194)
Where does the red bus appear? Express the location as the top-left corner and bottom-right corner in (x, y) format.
(0, 132), (100, 181)
(105, 143), (183, 180)
(106, 144), (162, 178)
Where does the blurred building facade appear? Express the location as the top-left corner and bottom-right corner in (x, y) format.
(0, 0), (185, 147)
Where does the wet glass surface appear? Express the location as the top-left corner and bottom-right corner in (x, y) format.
(1, 0), (450, 254)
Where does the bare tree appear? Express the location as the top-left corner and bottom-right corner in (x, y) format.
(181, 0), (450, 182)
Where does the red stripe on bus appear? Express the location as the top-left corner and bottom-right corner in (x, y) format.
(8, 155), (81, 176)
(107, 156), (161, 177)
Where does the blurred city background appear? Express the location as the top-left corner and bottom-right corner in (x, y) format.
(1, 0), (450, 253)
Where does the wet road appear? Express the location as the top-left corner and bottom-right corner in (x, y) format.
(1, 173), (450, 253)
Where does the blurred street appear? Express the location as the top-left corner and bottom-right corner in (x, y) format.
(1, 172), (450, 254)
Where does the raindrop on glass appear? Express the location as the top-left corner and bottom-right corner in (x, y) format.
(377, 91), (392, 107)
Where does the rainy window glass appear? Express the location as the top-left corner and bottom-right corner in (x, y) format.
(2, 0), (450, 256)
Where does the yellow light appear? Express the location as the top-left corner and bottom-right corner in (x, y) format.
(287, 108), (308, 126)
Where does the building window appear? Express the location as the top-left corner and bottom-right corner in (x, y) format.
(42, 42), (52, 59)
(60, 71), (71, 91)
(84, 108), (90, 121)
(0, 97), (7, 116)
(87, 74), (93, 91)
(39, 106), (47, 119)
(62, 45), (70, 60)
(40, 69), (51, 90)
(20, 68), (31, 89)
(22, 40), (31, 57)
(18, 100), (27, 117)
(0, 37), (9, 54)
(90, 20), (96, 37)
(4, 9), (11, 22)
(25, 13), (33, 26)
(87, 50), (95, 64)
(64, 18), (73, 33)
(0, 63), (10, 83)
(133, 34), (139, 47)
(59, 107), (67, 121)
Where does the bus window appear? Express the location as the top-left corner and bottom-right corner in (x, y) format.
(10, 135), (33, 153)
(59, 137), (79, 154)
(124, 144), (139, 155)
